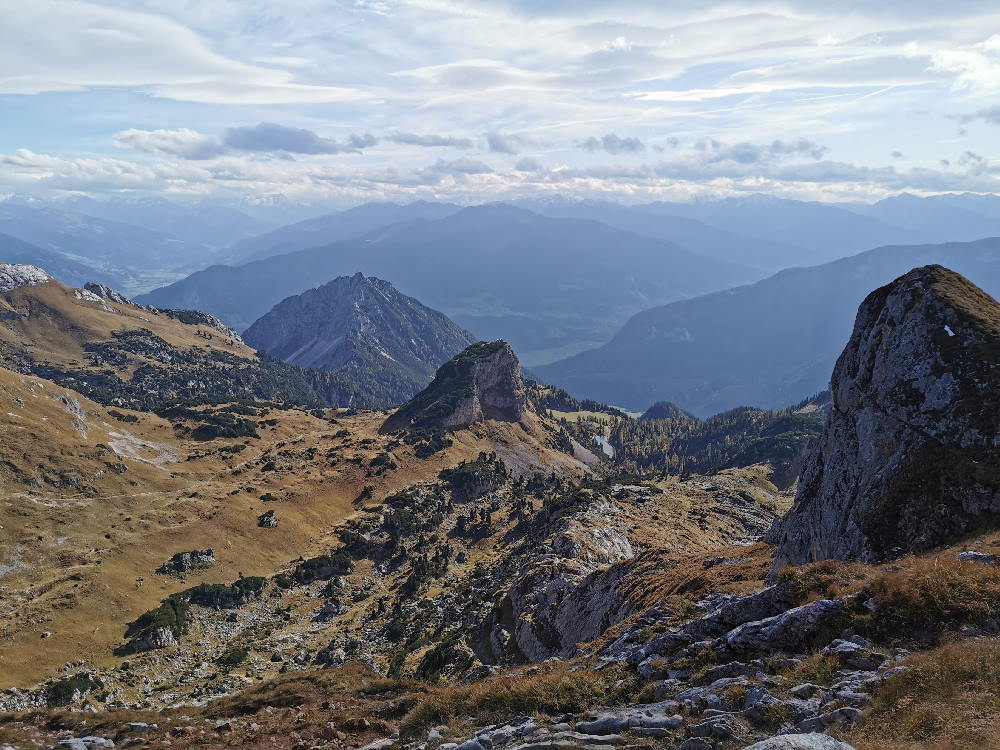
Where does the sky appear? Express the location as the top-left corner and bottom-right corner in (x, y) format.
(1, 0), (999, 206)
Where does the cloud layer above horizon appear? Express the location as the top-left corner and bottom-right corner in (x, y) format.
(1, 0), (999, 205)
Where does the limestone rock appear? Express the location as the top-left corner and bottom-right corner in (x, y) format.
(771, 266), (1000, 566)
(0, 263), (51, 293)
(382, 340), (528, 432)
(156, 549), (216, 575)
(742, 735), (857, 750)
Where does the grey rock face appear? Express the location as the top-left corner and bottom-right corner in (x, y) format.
(712, 599), (845, 659)
(742, 734), (857, 750)
(83, 282), (142, 308)
(771, 265), (1000, 566)
(124, 626), (177, 653)
(479, 493), (636, 663)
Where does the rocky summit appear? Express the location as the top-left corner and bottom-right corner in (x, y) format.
(382, 340), (528, 432)
(243, 273), (476, 408)
(771, 265), (1000, 566)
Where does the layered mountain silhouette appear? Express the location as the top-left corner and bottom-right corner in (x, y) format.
(243, 273), (476, 408)
(138, 205), (762, 364)
(0, 200), (211, 293)
(538, 237), (1000, 415)
(220, 200), (462, 265)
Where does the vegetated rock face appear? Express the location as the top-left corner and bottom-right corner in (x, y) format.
(771, 265), (1000, 566)
(244, 273), (475, 408)
(381, 340), (528, 432)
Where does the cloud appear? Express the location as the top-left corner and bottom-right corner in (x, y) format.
(385, 132), (475, 148)
(958, 105), (1000, 124)
(425, 158), (494, 175)
(514, 157), (544, 172)
(113, 128), (226, 160)
(695, 138), (829, 164)
(486, 132), (530, 154)
(0, 0), (364, 104)
(221, 123), (377, 154)
(930, 34), (1000, 94)
(577, 133), (646, 154)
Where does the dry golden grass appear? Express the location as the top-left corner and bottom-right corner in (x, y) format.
(845, 638), (1000, 750)
(778, 542), (1000, 644)
(398, 663), (640, 739)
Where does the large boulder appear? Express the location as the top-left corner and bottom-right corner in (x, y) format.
(771, 265), (1000, 566)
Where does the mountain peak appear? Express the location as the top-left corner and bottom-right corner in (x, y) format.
(381, 340), (528, 432)
(243, 274), (476, 409)
(770, 264), (1000, 565)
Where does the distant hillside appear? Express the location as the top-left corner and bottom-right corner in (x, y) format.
(852, 193), (1000, 243)
(139, 205), (764, 365)
(0, 231), (116, 288)
(643, 194), (931, 266)
(221, 200), (462, 265)
(611, 403), (824, 489)
(243, 273), (476, 408)
(57, 195), (275, 248)
(0, 201), (212, 293)
(514, 197), (801, 270)
(0, 264), (322, 411)
(538, 237), (1000, 415)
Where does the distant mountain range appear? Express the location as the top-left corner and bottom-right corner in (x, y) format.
(220, 200), (462, 265)
(0, 200), (214, 293)
(0, 231), (115, 289)
(641, 195), (936, 266)
(537, 237), (1000, 416)
(56, 195), (276, 248)
(243, 273), (476, 408)
(138, 205), (763, 365)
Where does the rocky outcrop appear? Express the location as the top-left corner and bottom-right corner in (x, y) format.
(382, 341), (528, 432)
(83, 282), (142, 308)
(156, 549), (216, 575)
(121, 626), (177, 653)
(244, 273), (475, 408)
(771, 266), (1000, 566)
(0, 263), (50, 293)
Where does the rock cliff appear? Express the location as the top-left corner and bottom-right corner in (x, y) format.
(381, 340), (528, 432)
(771, 265), (1000, 565)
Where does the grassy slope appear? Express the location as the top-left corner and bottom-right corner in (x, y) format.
(0, 369), (588, 688)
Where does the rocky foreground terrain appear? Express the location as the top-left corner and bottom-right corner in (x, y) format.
(0, 264), (998, 750)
